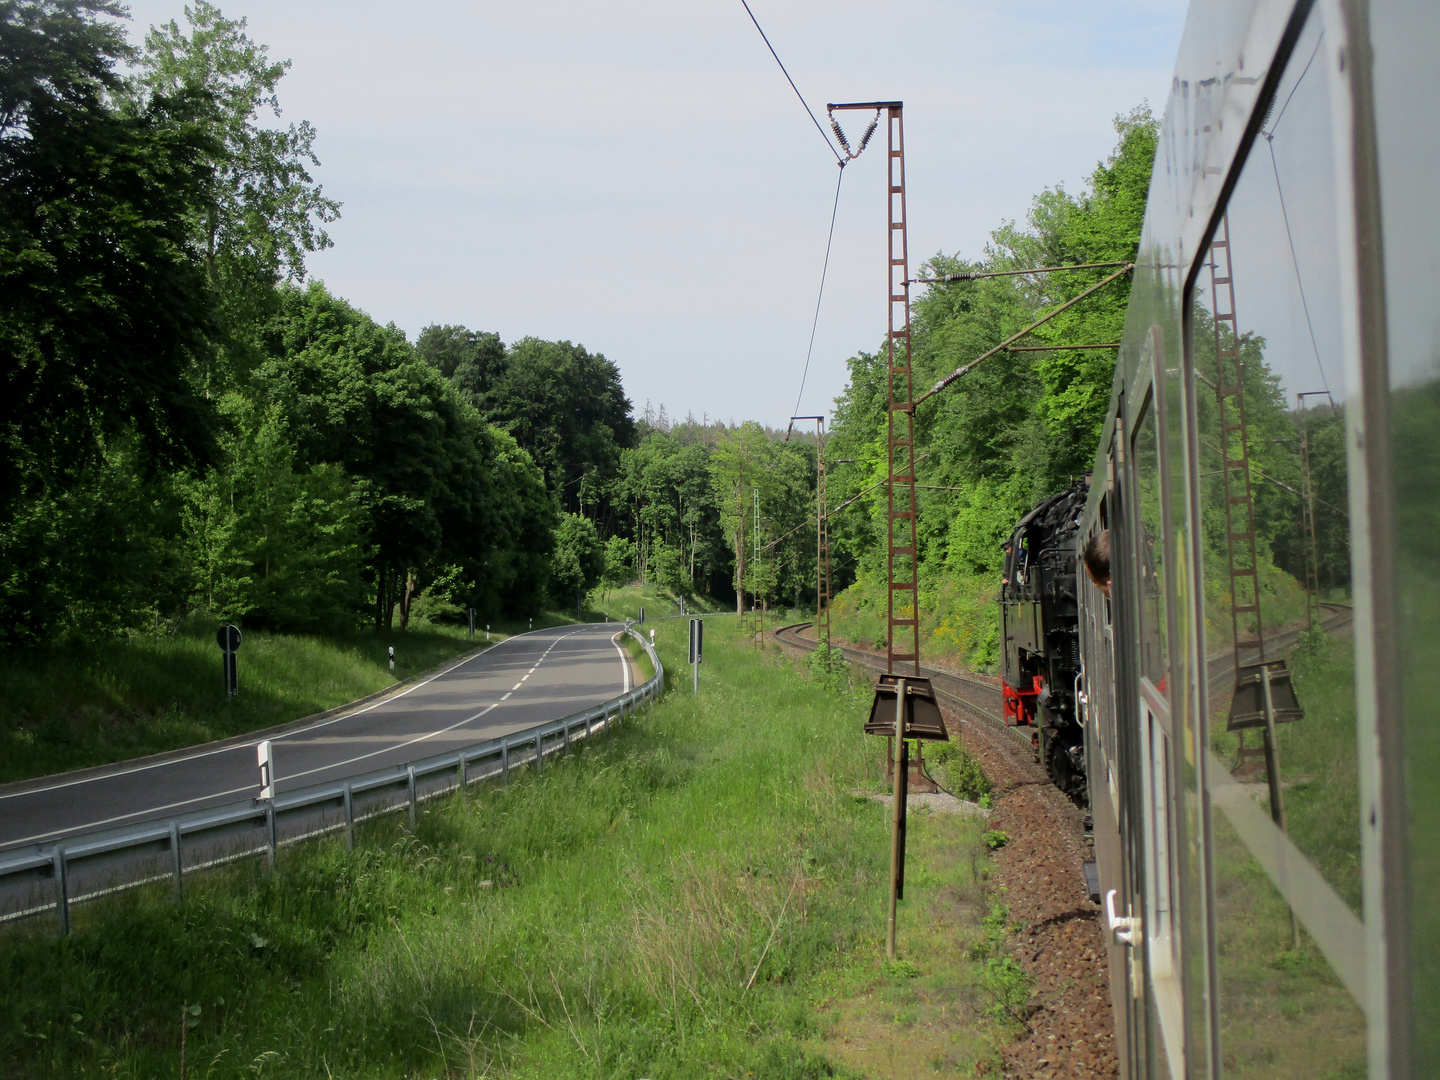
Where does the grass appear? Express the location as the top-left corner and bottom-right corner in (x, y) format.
(1208, 626), (1362, 913)
(828, 569), (1001, 674)
(1211, 812), (1366, 1079)
(0, 613), (587, 785)
(0, 604), (1012, 1079)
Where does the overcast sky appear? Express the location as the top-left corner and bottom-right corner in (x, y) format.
(119, 0), (1190, 427)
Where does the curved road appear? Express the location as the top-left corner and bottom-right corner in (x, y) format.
(0, 623), (633, 854)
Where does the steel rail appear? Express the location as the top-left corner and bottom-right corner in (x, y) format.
(771, 621), (1033, 752)
(1, 627), (664, 932)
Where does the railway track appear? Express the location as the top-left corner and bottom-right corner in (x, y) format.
(771, 622), (1033, 752)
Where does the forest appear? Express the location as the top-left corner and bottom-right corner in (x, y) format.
(5, 2), (1336, 675)
(0, 0), (1159, 662)
(0, 0), (859, 653)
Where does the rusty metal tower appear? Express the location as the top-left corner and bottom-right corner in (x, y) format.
(1209, 214), (1266, 673)
(1210, 214), (1284, 794)
(832, 100), (917, 676)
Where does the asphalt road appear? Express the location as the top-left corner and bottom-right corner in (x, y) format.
(0, 623), (633, 854)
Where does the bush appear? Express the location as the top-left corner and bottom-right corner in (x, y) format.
(929, 741), (993, 802)
(806, 640), (851, 689)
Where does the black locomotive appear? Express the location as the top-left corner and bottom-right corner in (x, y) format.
(999, 484), (1087, 800)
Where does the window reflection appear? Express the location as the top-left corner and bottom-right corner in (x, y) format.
(1134, 395), (1166, 689)
(1190, 5), (1367, 1073)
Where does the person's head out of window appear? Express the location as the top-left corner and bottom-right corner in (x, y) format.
(1083, 530), (1111, 598)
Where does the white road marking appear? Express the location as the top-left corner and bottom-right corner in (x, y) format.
(611, 634), (632, 693)
(4, 703), (504, 848)
(2, 624), (605, 846)
(0, 630), (544, 802)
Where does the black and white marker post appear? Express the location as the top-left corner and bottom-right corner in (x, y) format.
(217, 624), (242, 697)
(689, 618), (703, 694)
(256, 739), (274, 801)
(388, 646), (395, 672)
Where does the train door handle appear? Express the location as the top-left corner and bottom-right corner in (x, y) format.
(1105, 889), (1140, 946)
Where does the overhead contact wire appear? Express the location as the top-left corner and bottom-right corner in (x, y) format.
(738, 0), (844, 163)
(1262, 29), (1332, 398)
(791, 164), (846, 421)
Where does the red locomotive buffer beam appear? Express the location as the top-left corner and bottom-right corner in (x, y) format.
(1002, 675), (1043, 727)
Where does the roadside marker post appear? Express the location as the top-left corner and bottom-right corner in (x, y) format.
(256, 740), (274, 802)
(388, 646), (395, 672)
(689, 618), (703, 694)
(217, 624), (241, 697)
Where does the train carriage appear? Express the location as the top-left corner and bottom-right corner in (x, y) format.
(1067, 0), (1436, 1076)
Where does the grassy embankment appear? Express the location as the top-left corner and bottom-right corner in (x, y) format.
(0, 613), (592, 785)
(0, 603), (1015, 1079)
(828, 570), (1002, 674)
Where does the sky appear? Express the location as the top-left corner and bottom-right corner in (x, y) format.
(118, 0), (1191, 427)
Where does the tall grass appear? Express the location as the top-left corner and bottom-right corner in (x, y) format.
(0, 612), (1005, 1078)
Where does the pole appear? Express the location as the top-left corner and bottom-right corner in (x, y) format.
(171, 821), (183, 901)
(887, 678), (908, 959)
(54, 846), (69, 935)
(1261, 665), (1301, 948)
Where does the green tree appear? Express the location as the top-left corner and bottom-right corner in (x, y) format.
(710, 422), (780, 615)
(549, 513), (604, 609)
(416, 324), (506, 413)
(601, 534), (635, 595)
(0, 0), (221, 522)
(136, 0), (339, 376)
(487, 337), (636, 519)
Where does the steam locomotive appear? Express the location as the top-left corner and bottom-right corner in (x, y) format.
(998, 485), (1087, 800)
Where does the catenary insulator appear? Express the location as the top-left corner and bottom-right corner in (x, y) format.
(857, 116), (878, 153)
(830, 118), (851, 153)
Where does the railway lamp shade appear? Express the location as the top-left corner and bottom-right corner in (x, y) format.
(1226, 660), (1305, 731)
(864, 674), (949, 741)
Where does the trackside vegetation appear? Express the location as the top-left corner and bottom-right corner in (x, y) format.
(0, 613), (1015, 1078)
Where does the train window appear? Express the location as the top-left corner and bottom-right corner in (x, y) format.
(1190, 4), (1367, 1074)
(1373, 0), (1440, 1066)
(1133, 393), (1167, 690)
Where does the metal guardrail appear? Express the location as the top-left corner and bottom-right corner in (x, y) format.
(0, 626), (664, 932)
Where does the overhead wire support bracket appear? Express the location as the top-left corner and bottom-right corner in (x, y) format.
(911, 260), (1131, 285)
(1006, 343), (1122, 352)
(915, 263), (1134, 406)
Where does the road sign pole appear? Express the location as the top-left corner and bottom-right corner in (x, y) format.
(689, 618), (703, 694)
(217, 624), (242, 697)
